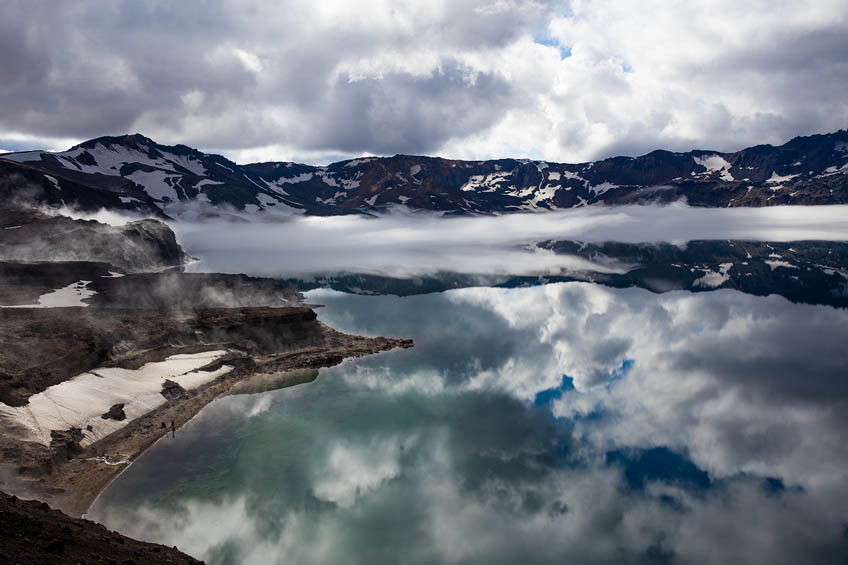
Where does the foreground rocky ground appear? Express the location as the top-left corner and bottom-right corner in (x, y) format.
(0, 493), (202, 564)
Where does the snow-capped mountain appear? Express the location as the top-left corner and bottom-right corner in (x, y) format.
(2, 131), (847, 218)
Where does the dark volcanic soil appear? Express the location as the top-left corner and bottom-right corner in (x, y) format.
(0, 492), (202, 564)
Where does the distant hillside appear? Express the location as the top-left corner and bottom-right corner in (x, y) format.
(2, 130), (847, 219)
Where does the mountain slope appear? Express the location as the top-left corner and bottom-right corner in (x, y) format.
(2, 131), (847, 218)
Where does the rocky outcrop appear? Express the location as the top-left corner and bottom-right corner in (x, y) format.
(0, 208), (188, 273)
(160, 380), (188, 401)
(0, 306), (334, 406)
(0, 260), (304, 308)
(0, 492), (202, 564)
(101, 404), (127, 421)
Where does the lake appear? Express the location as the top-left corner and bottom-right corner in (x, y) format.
(89, 276), (848, 564)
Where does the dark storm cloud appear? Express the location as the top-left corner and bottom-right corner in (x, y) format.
(1, 1), (847, 162)
(0, 0), (544, 157)
(0, 1), (258, 139)
(305, 62), (515, 155)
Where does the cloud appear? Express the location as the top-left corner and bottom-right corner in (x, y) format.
(312, 437), (409, 508)
(1, 1), (846, 163)
(306, 283), (848, 490)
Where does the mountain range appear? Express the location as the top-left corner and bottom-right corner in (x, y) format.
(2, 130), (847, 219)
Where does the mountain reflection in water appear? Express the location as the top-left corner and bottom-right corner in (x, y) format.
(89, 283), (848, 565)
(282, 240), (848, 308)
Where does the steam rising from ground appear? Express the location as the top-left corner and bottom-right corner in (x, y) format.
(173, 205), (848, 278)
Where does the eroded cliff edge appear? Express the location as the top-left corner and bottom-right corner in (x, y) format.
(0, 209), (411, 534)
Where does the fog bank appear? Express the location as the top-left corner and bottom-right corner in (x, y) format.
(173, 205), (848, 278)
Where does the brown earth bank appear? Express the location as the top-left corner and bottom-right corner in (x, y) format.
(0, 304), (412, 517)
(0, 492), (203, 564)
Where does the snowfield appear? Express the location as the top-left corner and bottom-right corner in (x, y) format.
(0, 351), (232, 447)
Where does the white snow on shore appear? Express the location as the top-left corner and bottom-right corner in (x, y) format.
(1, 280), (96, 308)
(0, 351), (232, 447)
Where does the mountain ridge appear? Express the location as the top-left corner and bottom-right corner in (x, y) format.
(2, 130), (847, 219)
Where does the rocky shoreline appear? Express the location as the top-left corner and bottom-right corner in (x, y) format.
(0, 207), (413, 562)
(0, 324), (410, 518)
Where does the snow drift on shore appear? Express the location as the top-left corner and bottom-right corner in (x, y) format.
(0, 351), (232, 447)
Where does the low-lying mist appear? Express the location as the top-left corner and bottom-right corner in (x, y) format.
(170, 204), (848, 278)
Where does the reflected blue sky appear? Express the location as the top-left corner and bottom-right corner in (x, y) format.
(90, 283), (848, 564)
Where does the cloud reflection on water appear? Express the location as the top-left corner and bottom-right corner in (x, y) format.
(90, 283), (848, 564)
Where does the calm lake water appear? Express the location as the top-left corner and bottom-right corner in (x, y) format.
(89, 281), (848, 564)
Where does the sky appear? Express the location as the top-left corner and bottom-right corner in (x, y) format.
(2, 0), (848, 165)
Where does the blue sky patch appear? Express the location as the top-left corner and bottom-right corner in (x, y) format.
(533, 35), (572, 60)
(608, 358), (635, 384)
(534, 374), (575, 406)
(606, 446), (711, 491)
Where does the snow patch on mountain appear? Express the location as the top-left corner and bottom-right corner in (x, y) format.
(767, 171), (799, 184)
(274, 172), (314, 185)
(529, 184), (561, 207)
(345, 158), (376, 168)
(694, 154), (734, 181)
(1, 281), (96, 308)
(461, 171), (513, 192)
(693, 263), (733, 288)
(126, 170), (180, 201)
(765, 259), (798, 271)
(44, 175), (60, 190)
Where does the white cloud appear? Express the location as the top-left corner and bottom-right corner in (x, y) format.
(444, 283), (848, 489)
(233, 48), (264, 74)
(312, 437), (410, 508)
